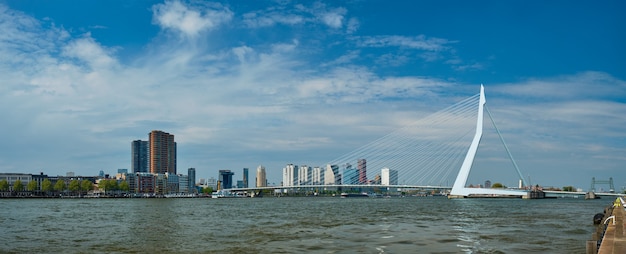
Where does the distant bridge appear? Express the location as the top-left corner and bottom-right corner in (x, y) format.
(229, 184), (451, 192)
(224, 85), (533, 198)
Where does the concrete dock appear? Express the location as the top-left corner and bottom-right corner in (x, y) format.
(589, 197), (626, 254)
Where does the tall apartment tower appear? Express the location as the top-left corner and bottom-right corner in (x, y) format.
(243, 168), (249, 188)
(256, 165), (266, 187)
(358, 159), (367, 184)
(381, 167), (398, 185)
(188, 168), (196, 193)
(149, 130), (177, 174)
(131, 140), (149, 173)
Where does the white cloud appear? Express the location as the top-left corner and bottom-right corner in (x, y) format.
(319, 8), (345, 28)
(152, 0), (233, 37)
(242, 2), (348, 29)
(355, 35), (454, 51)
(242, 11), (304, 28)
(346, 17), (359, 34)
(62, 35), (117, 69)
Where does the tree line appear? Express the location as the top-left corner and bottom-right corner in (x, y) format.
(0, 179), (123, 197)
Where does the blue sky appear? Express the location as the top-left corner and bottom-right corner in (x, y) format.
(0, 0), (624, 190)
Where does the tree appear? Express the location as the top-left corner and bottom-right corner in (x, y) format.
(81, 180), (93, 195)
(27, 180), (38, 192)
(69, 180), (80, 195)
(42, 179), (53, 195)
(100, 179), (118, 195)
(54, 180), (66, 193)
(0, 179), (8, 191)
(562, 186), (575, 192)
(492, 182), (505, 188)
(13, 180), (24, 193)
(119, 181), (130, 193)
(202, 187), (213, 195)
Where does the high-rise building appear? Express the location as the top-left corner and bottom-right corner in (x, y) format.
(381, 168), (398, 186)
(188, 168), (196, 193)
(149, 130), (176, 174)
(282, 164), (298, 187)
(343, 163), (359, 185)
(324, 164), (339, 185)
(298, 165), (309, 185)
(358, 159), (367, 184)
(242, 168), (249, 188)
(131, 140), (149, 173)
(218, 170), (234, 189)
(312, 167), (322, 185)
(256, 165), (266, 187)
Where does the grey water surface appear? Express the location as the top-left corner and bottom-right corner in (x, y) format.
(0, 196), (606, 253)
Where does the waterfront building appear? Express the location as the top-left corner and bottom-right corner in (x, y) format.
(324, 164), (339, 185)
(219, 170), (234, 189)
(236, 180), (244, 188)
(373, 174), (381, 185)
(282, 164), (298, 187)
(66, 172), (75, 177)
(155, 174), (168, 194)
(312, 167), (322, 185)
(0, 173), (32, 192)
(298, 165), (310, 185)
(207, 177), (217, 189)
(30, 173), (48, 193)
(188, 168), (196, 193)
(166, 173), (179, 194)
(178, 174), (189, 194)
(149, 130), (177, 174)
(124, 173), (137, 193)
(242, 168), (249, 188)
(342, 164), (359, 185)
(131, 140), (150, 173)
(256, 165), (266, 187)
(137, 172), (155, 193)
(381, 168), (398, 186)
(485, 180), (492, 188)
(358, 159), (367, 184)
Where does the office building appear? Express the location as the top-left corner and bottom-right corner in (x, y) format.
(178, 174), (189, 194)
(358, 159), (367, 184)
(312, 167), (322, 185)
(256, 165), (266, 187)
(242, 168), (249, 188)
(219, 170), (234, 189)
(381, 168), (398, 186)
(343, 163), (359, 185)
(298, 165), (309, 185)
(324, 164), (339, 185)
(188, 168), (196, 193)
(149, 130), (176, 174)
(282, 164), (298, 187)
(131, 140), (150, 173)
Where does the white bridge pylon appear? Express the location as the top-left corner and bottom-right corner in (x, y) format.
(449, 85), (528, 198)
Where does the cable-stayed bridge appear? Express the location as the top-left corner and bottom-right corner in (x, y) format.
(229, 85), (529, 198)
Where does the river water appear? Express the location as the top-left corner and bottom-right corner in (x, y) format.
(0, 196), (607, 253)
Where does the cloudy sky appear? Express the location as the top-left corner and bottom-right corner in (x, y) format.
(1, 0), (624, 190)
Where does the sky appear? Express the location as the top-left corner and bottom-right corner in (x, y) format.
(0, 0), (624, 191)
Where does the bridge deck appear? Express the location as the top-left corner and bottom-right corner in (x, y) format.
(598, 198), (626, 254)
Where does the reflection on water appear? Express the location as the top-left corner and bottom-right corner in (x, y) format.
(0, 197), (605, 253)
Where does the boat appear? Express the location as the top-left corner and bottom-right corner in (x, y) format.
(340, 192), (370, 198)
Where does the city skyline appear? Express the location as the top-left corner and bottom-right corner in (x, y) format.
(0, 1), (624, 189)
